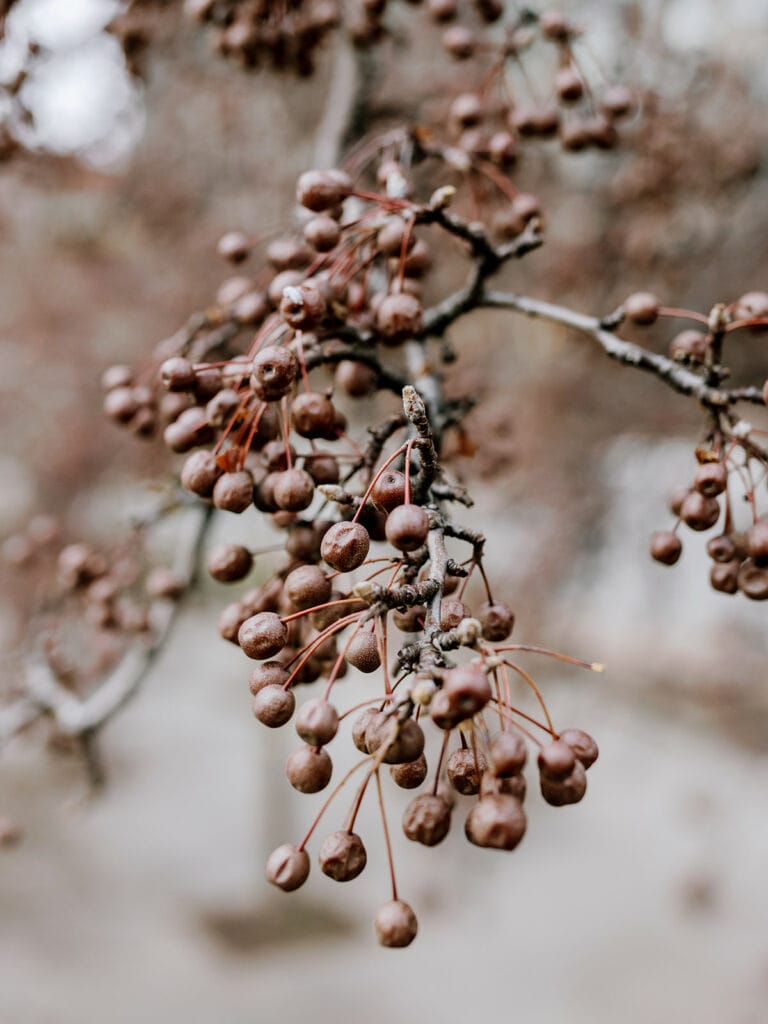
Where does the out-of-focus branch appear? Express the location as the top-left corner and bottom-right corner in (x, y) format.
(0, 504), (214, 761)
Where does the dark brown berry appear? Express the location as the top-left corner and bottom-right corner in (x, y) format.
(335, 360), (376, 397)
(371, 470), (406, 512)
(447, 747), (487, 795)
(251, 346), (298, 401)
(367, 717), (425, 765)
(680, 492), (720, 532)
(650, 530), (682, 565)
(738, 559), (768, 600)
(238, 611), (288, 660)
(480, 771), (527, 802)
(479, 601), (514, 642)
(318, 831), (367, 881)
(746, 520), (768, 562)
(273, 468), (315, 512)
(402, 794), (451, 846)
(540, 760), (587, 806)
(538, 740), (576, 780)
(390, 753), (428, 789)
(489, 732), (528, 777)
(217, 230), (251, 263)
(392, 605), (425, 632)
(707, 535), (737, 563)
(559, 728), (599, 769)
(710, 561), (739, 595)
(465, 794), (527, 850)
(346, 630), (381, 673)
(385, 503), (429, 552)
(213, 470), (254, 514)
(208, 543), (253, 582)
(303, 215), (341, 252)
(321, 521), (370, 571)
(284, 564), (332, 611)
(291, 392), (336, 438)
(352, 707), (379, 752)
(695, 462), (727, 498)
(440, 664), (492, 721)
(161, 356), (196, 392)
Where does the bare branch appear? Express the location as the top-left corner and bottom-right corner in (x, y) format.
(480, 290), (765, 409)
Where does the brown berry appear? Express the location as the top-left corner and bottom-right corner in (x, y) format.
(650, 530), (682, 565)
(249, 661), (290, 695)
(321, 521), (370, 571)
(385, 503), (429, 552)
(374, 900), (418, 948)
(538, 740), (576, 780)
(286, 746), (333, 792)
(208, 543), (253, 582)
(213, 470), (254, 514)
(273, 468), (315, 512)
(284, 564), (332, 611)
(390, 753), (428, 789)
(238, 611), (288, 660)
(265, 844), (310, 891)
(540, 760), (587, 806)
(295, 698), (339, 746)
(465, 794), (527, 850)
(253, 684), (295, 727)
(447, 747), (487, 795)
(402, 794), (451, 846)
(489, 732), (528, 777)
(559, 728), (599, 768)
(680, 492), (720, 532)
(694, 462), (727, 498)
(318, 831), (367, 881)
(251, 346), (298, 402)
(346, 630), (381, 673)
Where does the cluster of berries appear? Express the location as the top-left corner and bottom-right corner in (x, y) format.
(612, 291), (768, 600)
(183, 0), (341, 76)
(2, 513), (186, 689)
(102, 155), (604, 942)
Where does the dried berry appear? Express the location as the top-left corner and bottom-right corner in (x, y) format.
(465, 794), (527, 850)
(402, 794), (451, 846)
(447, 747), (487, 795)
(318, 831), (367, 881)
(321, 521), (370, 571)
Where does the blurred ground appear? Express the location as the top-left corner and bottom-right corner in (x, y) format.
(2, 2), (768, 1022)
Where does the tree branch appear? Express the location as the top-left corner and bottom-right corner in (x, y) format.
(479, 290), (765, 409)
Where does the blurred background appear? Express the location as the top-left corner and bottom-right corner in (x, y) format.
(1, 2), (768, 1022)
